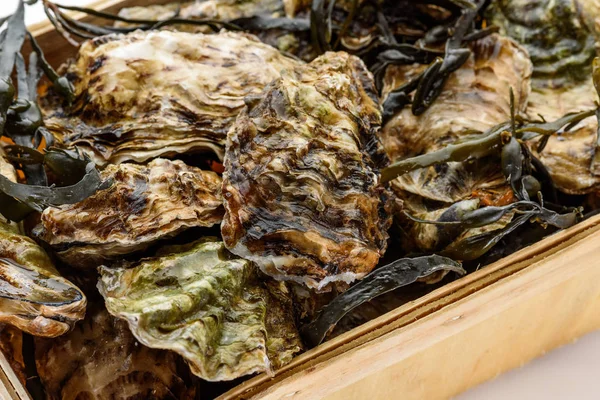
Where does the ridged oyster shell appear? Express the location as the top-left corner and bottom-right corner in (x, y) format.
(490, 0), (600, 194)
(381, 34), (532, 162)
(221, 51), (391, 290)
(42, 30), (301, 166)
(35, 307), (194, 400)
(380, 34), (532, 253)
(98, 239), (302, 382)
(37, 158), (223, 268)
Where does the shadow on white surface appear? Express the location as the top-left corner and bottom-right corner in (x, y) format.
(457, 330), (600, 400)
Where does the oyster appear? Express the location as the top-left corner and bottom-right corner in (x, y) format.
(118, 0), (289, 23)
(98, 239), (302, 382)
(381, 34), (532, 161)
(0, 221), (86, 337)
(42, 30), (301, 166)
(37, 158), (223, 268)
(35, 307), (194, 400)
(378, 34), (531, 253)
(489, 0), (600, 194)
(221, 51), (391, 290)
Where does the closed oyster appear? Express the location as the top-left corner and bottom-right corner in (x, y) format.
(221, 51), (391, 290)
(381, 34), (532, 161)
(380, 34), (531, 253)
(0, 221), (86, 337)
(35, 307), (194, 400)
(37, 158), (223, 268)
(98, 239), (302, 381)
(117, 0), (289, 23)
(42, 30), (301, 166)
(489, 0), (600, 194)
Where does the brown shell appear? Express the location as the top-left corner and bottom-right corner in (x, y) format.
(381, 34), (532, 162)
(380, 35), (532, 253)
(37, 158), (223, 268)
(42, 30), (301, 166)
(222, 51), (391, 290)
(35, 307), (194, 400)
(0, 221), (86, 337)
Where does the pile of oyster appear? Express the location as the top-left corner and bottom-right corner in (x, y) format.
(2, 0), (600, 398)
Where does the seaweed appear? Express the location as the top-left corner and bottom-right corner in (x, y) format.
(381, 109), (595, 183)
(301, 255), (465, 346)
(0, 1), (107, 221)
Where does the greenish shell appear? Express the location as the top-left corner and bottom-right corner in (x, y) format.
(489, 0), (597, 88)
(98, 239), (302, 382)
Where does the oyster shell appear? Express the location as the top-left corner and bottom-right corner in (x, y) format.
(489, 0), (596, 88)
(381, 34), (532, 161)
(35, 307), (194, 400)
(489, 0), (600, 194)
(380, 34), (532, 253)
(42, 30), (301, 166)
(37, 158), (223, 268)
(0, 221), (86, 337)
(98, 239), (302, 381)
(221, 51), (391, 290)
(117, 0), (289, 23)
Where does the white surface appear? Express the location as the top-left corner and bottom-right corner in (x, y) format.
(457, 331), (600, 400)
(2, 1), (600, 399)
(4, 0), (87, 26)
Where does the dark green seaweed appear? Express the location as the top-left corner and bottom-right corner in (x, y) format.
(381, 109), (595, 183)
(0, 161), (110, 213)
(0, 1), (107, 221)
(301, 255), (465, 346)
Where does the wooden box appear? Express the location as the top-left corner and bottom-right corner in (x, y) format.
(2, 1), (600, 398)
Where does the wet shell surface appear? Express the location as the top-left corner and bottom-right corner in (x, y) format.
(98, 239), (302, 381)
(0, 221), (86, 337)
(380, 34), (532, 252)
(35, 307), (195, 400)
(42, 30), (302, 166)
(37, 158), (223, 268)
(490, 0), (600, 194)
(221, 51), (391, 290)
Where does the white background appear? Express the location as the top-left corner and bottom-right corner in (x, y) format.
(2, 0), (600, 399)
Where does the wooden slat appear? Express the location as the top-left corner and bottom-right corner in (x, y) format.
(0, 352), (29, 400)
